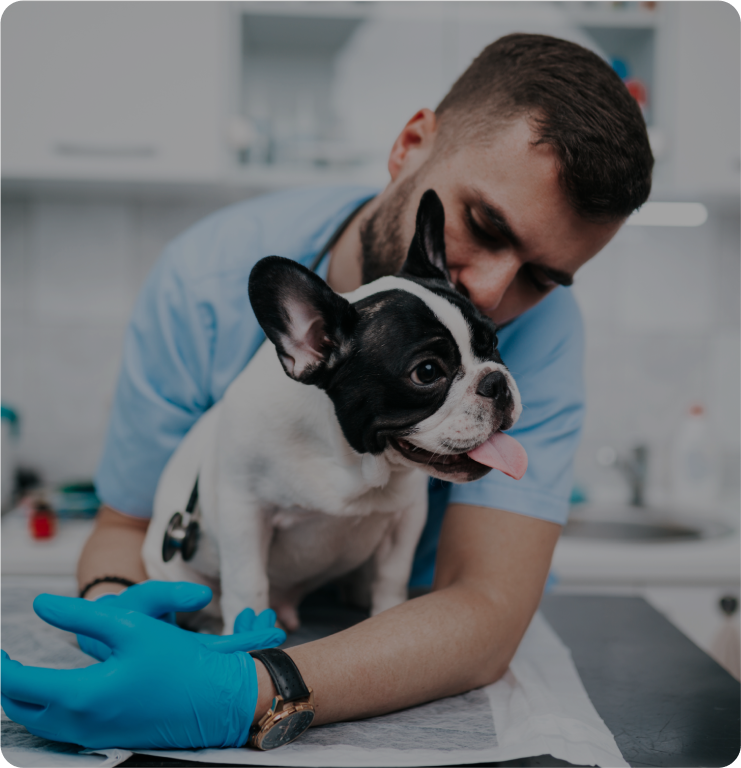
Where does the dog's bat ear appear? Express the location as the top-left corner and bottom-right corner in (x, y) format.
(399, 189), (453, 285)
(249, 256), (358, 386)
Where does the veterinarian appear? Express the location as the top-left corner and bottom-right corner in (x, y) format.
(2, 34), (653, 750)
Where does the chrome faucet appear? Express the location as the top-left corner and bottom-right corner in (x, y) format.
(597, 444), (649, 507)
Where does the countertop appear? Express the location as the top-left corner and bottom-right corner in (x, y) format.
(539, 595), (740, 768)
(1, 509), (93, 576)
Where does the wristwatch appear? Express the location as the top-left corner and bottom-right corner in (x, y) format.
(248, 648), (315, 750)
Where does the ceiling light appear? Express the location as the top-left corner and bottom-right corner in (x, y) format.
(627, 202), (708, 227)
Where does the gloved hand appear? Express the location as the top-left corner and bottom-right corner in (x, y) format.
(77, 581), (282, 661)
(2, 594), (278, 749)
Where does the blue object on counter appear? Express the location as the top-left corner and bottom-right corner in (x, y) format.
(544, 571), (559, 593)
(569, 483), (588, 506)
(52, 482), (100, 518)
(1, 405), (20, 437)
(611, 58), (629, 80)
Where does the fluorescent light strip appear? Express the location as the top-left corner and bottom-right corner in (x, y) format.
(627, 202), (708, 227)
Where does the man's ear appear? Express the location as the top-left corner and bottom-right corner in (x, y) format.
(387, 109), (437, 180)
(249, 256), (358, 386)
(399, 189), (453, 285)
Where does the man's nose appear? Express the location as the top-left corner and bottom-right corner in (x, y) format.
(452, 255), (521, 315)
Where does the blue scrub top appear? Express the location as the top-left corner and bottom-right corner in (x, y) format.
(95, 186), (585, 587)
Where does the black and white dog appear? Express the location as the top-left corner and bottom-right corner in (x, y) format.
(142, 190), (527, 632)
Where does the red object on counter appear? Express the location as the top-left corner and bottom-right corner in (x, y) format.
(625, 78), (648, 110)
(29, 502), (57, 539)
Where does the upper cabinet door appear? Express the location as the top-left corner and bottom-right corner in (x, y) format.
(2, 2), (228, 183)
(672, 2), (740, 197)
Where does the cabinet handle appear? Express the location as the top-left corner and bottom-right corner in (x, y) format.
(54, 142), (157, 159)
(720, 596), (738, 616)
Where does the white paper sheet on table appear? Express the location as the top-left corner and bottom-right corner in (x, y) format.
(1, 578), (119, 767)
(2, 577), (627, 768)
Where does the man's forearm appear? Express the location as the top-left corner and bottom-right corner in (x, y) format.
(273, 583), (517, 726)
(254, 504), (560, 728)
(77, 505), (150, 599)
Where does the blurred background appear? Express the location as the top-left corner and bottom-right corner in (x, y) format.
(2, 2), (739, 674)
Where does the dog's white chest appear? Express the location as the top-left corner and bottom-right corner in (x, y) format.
(267, 509), (396, 589)
(270, 506), (327, 530)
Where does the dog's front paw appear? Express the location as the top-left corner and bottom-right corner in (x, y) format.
(273, 604), (301, 633)
(221, 587), (272, 635)
(221, 596), (267, 636)
(220, 613), (237, 635)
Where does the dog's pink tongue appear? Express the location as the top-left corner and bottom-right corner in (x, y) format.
(467, 432), (528, 480)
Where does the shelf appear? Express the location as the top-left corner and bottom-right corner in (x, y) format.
(242, 13), (363, 55)
(226, 162), (388, 190)
(233, 2), (448, 22)
(234, 1), (660, 27)
(562, 3), (661, 29)
(234, 1), (370, 21)
(2, 162), (390, 200)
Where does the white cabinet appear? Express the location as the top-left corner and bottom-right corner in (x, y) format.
(2, 2), (228, 183)
(671, 1), (740, 197)
(3, 2), (738, 196)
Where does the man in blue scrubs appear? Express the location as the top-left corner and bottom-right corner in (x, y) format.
(3, 34), (653, 746)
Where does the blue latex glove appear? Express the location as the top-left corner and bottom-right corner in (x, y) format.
(2, 594), (281, 749)
(77, 581), (281, 661)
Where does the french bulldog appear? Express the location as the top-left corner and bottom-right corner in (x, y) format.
(142, 190), (527, 633)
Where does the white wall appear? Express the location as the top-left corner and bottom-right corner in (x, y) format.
(572, 206), (740, 512)
(1, 194), (227, 486)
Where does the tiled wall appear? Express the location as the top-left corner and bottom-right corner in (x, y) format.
(1, 193), (228, 490)
(2, 192), (739, 516)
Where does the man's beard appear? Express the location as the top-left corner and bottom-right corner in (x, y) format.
(359, 173), (419, 285)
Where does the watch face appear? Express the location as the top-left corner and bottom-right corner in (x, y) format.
(261, 710), (315, 750)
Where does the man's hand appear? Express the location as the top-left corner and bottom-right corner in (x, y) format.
(2, 595), (281, 750)
(77, 581), (285, 661)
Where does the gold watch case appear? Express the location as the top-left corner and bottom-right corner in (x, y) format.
(249, 689), (315, 751)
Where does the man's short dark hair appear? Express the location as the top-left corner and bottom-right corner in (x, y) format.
(435, 33), (654, 222)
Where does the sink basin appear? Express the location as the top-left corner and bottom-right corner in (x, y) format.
(563, 519), (732, 542)
(563, 505), (733, 543)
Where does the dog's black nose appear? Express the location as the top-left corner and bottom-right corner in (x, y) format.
(476, 370), (508, 399)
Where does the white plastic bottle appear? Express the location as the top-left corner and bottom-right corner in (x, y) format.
(669, 404), (721, 511)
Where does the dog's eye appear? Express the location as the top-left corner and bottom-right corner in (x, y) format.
(411, 361), (443, 386)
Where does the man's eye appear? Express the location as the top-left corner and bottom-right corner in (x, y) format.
(410, 361), (443, 386)
(467, 210), (504, 248)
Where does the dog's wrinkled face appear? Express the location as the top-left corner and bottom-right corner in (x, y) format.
(249, 190), (526, 484)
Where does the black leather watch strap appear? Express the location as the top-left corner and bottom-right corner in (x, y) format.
(249, 648), (310, 703)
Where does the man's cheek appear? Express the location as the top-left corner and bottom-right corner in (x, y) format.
(491, 283), (549, 325)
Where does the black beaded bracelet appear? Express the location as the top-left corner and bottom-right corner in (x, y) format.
(79, 576), (136, 599)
